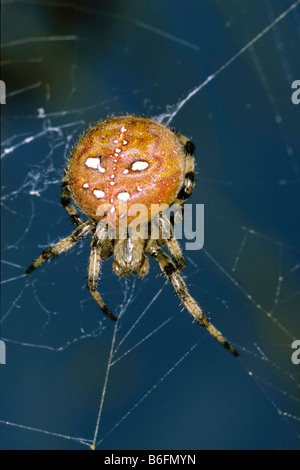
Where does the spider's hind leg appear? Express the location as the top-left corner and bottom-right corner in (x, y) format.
(61, 171), (83, 227)
(172, 133), (195, 206)
(156, 132), (195, 272)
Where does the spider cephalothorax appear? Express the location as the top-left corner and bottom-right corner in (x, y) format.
(27, 116), (238, 357)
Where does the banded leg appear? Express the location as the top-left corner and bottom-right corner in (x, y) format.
(158, 215), (185, 271)
(172, 133), (195, 206)
(88, 233), (117, 321)
(61, 171), (83, 227)
(147, 240), (238, 357)
(26, 221), (93, 274)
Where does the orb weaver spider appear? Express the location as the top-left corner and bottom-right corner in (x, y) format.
(26, 116), (238, 357)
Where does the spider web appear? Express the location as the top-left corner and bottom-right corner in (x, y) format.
(1, 0), (300, 450)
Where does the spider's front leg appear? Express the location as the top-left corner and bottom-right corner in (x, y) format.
(26, 220), (93, 274)
(88, 232), (117, 322)
(147, 240), (238, 357)
(157, 214), (185, 272)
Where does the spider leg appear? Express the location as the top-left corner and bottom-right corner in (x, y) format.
(155, 130), (194, 269)
(147, 240), (238, 357)
(135, 255), (149, 277)
(61, 171), (83, 227)
(88, 232), (117, 321)
(172, 133), (195, 206)
(157, 215), (185, 271)
(26, 220), (93, 274)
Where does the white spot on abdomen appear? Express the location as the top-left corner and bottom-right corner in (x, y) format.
(131, 161), (149, 171)
(93, 189), (105, 198)
(85, 157), (106, 173)
(83, 183), (89, 189)
(85, 157), (98, 169)
(117, 191), (130, 201)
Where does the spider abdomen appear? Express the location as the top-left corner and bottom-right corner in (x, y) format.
(68, 116), (186, 226)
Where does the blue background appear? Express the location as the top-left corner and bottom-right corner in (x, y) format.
(1, 0), (300, 450)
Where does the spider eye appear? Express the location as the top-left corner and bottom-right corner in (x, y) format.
(68, 116), (186, 226)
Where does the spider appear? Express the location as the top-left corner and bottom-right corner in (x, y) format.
(26, 116), (238, 357)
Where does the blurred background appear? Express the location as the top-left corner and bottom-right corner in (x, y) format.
(1, 0), (300, 450)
